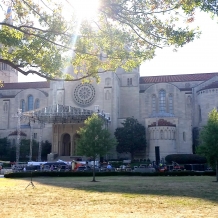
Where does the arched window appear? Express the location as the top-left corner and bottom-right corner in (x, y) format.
(28, 95), (34, 111)
(198, 105), (202, 122)
(152, 95), (156, 114)
(35, 99), (40, 109)
(105, 77), (111, 86)
(164, 130), (167, 139)
(160, 130), (164, 139)
(183, 132), (186, 141)
(169, 94), (173, 114)
(159, 90), (166, 112)
(20, 100), (25, 112)
(127, 78), (132, 86)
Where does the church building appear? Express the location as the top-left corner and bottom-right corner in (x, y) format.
(0, 62), (218, 161)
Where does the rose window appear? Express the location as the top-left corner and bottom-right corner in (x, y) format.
(74, 83), (95, 105)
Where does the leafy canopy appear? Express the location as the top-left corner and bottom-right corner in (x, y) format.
(197, 109), (218, 168)
(76, 113), (116, 159)
(0, 0), (206, 82)
(115, 117), (146, 159)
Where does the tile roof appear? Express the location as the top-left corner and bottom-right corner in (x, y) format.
(148, 119), (176, 127)
(0, 81), (50, 90)
(140, 72), (218, 84)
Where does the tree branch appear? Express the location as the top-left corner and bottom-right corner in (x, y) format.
(0, 58), (113, 81)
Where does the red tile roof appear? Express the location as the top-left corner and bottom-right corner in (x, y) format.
(140, 72), (218, 84)
(148, 119), (176, 127)
(0, 82), (50, 90)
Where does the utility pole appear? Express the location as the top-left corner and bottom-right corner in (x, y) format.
(29, 120), (33, 161)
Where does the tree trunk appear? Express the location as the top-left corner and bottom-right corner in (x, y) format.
(216, 161), (218, 182)
(92, 158), (96, 182)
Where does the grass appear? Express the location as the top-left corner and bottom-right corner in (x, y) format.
(0, 176), (218, 218)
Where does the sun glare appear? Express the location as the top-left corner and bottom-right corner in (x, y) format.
(71, 0), (100, 20)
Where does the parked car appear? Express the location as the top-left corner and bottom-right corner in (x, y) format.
(76, 166), (92, 172)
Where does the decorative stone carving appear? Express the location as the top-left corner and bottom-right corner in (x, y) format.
(74, 83), (95, 106)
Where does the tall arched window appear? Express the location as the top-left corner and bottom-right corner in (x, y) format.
(160, 130), (164, 139)
(159, 90), (166, 112)
(198, 105), (202, 122)
(152, 95), (156, 114)
(20, 99), (25, 112)
(127, 78), (132, 86)
(169, 94), (173, 114)
(35, 99), (40, 109)
(28, 95), (34, 111)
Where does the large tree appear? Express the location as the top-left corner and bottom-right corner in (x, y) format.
(0, 137), (10, 160)
(0, 0), (206, 82)
(197, 109), (218, 182)
(115, 117), (146, 160)
(76, 113), (116, 181)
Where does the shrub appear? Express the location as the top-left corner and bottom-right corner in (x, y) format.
(3, 170), (215, 178)
(165, 154), (207, 164)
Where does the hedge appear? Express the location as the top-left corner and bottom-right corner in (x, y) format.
(3, 170), (215, 178)
(165, 154), (207, 164)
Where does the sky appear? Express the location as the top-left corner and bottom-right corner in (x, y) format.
(140, 11), (218, 77)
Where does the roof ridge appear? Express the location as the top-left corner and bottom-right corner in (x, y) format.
(140, 72), (218, 84)
(140, 72), (218, 78)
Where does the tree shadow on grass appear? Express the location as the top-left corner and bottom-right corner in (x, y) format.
(18, 175), (218, 204)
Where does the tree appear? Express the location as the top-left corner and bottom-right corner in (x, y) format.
(0, 137), (11, 160)
(197, 109), (218, 182)
(76, 113), (116, 182)
(41, 140), (52, 161)
(181, 0), (218, 16)
(115, 117), (146, 160)
(0, 0), (202, 82)
(19, 139), (39, 161)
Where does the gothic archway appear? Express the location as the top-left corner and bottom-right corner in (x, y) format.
(62, 133), (71, 156)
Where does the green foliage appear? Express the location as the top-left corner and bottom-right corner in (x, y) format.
(20, 139), (39, 161)
(0, 0), (203, 82)
(0, 137), (52, 162)
(77, 113), (117, 159)
(165, 154), (207, 164)
(41, 140), (52, 161)
(197, 109), (218, 167)
(182, 0), (218, 15)
(0, 138), (11, 160)
(115, 117), (146, 159)
(4, 170), (215, 178)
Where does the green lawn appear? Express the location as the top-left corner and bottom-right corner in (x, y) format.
(0, 176), (218, 218)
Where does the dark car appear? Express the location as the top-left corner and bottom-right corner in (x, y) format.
(43, 162), (68, 171)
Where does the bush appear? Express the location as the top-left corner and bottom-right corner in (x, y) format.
(165, 154), (207, 164)
(4, 170), (215, 178)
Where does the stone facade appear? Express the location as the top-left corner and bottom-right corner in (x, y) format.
(1, 65), (218, 161)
